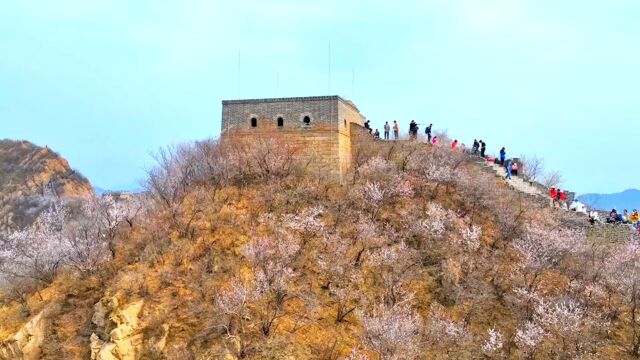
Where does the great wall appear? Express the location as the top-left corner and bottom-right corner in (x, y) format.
(220, 95), (637, 244)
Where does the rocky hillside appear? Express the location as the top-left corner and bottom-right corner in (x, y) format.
(1, 135), (639, 359)
(0, 139), (94, 230)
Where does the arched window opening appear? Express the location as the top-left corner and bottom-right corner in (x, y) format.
(277, 117), (284, 127)
(303, 116), (311, 125)
(250, 117), (257, 127)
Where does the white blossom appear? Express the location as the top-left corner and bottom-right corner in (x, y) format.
(515, 321), (546, 349)
(482, 328), (503, 353)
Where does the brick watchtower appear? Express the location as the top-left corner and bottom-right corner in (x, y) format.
(221, 96), (366, 179)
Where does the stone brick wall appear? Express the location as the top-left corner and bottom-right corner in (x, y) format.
(588, 224), (636, 243)
(221, 96), (365, 180)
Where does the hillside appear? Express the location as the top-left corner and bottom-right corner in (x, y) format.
(0, 139), (94, 230)
(1, 135), (639, 360)
(579, 189), (640, 211)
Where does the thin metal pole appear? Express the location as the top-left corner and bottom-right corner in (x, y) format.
(352, 68), (355, 99)
(328, 41), (331, 94)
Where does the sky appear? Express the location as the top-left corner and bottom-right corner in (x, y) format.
(1, 0), (638, 194)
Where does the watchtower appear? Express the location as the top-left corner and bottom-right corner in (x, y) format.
(221, 96), (366, 179)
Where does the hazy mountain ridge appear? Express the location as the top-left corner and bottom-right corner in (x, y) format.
(0, 139), (94, 230)
(578, 188), (640, 211)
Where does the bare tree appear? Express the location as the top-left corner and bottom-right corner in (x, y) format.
(359, 301), (423, 360)
(0, 198), (117, 285)
(242, 236), (300, 336)
(542, 170), (564, 189)
(519, 155), (545, 183)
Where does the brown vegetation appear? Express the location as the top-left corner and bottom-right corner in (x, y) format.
(1, 134), (640, 359)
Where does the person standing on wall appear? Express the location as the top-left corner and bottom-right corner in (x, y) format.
(499, 147), (506, 166)
(425, 123), (433, 142)
(409, 120), (419, 139)
(384, 121), (390, 140)
(393, 120), (399, 140)
(480, 141), (486, 158)
(505, 158), (512, 180)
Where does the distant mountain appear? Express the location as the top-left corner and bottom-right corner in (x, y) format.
(0, 139), (94, 230)
(578, 189), (640, 211)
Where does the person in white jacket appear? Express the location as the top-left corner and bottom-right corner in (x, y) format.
(569, 199), (587, 214)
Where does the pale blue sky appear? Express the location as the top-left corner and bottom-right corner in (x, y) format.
(1, 0), (638, 193)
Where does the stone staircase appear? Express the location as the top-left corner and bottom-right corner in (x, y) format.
(476, 159), (550, 206)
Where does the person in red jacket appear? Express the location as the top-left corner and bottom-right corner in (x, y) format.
(550, 187), (558, 208)
(558, 189), (568, 209)
(451, 140), (458, 150)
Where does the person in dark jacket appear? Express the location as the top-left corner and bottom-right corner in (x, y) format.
(409, 120), (417, 139)
(499, 147), (506, 166)
(425, 123), (433, 142)
(472, 139), (479, 154)
(480, 141), (486, 158)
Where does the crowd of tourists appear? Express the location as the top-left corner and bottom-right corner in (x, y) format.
(363, 119), (638, 231)
(364, 119), (524, 179)
(597, 209), (640, 228)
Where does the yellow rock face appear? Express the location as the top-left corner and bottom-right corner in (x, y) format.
(0, 310), (47, 360)
(90, 298), (145, 360)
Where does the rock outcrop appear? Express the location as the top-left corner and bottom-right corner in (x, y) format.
(90, 297), (144, 360)
(0, 310), (47, 360)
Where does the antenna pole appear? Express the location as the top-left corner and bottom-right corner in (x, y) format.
(328, 41), (331, 94)
(352, 68), (355, 98)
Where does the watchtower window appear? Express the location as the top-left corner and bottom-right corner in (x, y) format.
(344, 119), (347, 127)
(250, 117), (257, 127)
(277, 117), (284, 127)
(303, 116), (311, 125)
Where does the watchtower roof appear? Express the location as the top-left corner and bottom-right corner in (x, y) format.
(222, 95), (361, 112)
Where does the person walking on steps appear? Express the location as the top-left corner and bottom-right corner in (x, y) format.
(425, 123), (433, 143)
(499, 147), (506, 166)
(384, 121), (390, 140)
(480, 141), (486, 158)
(393, 120), (399, 140)
(472, 139), (479, 154)
(505, 158), (512, 180)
